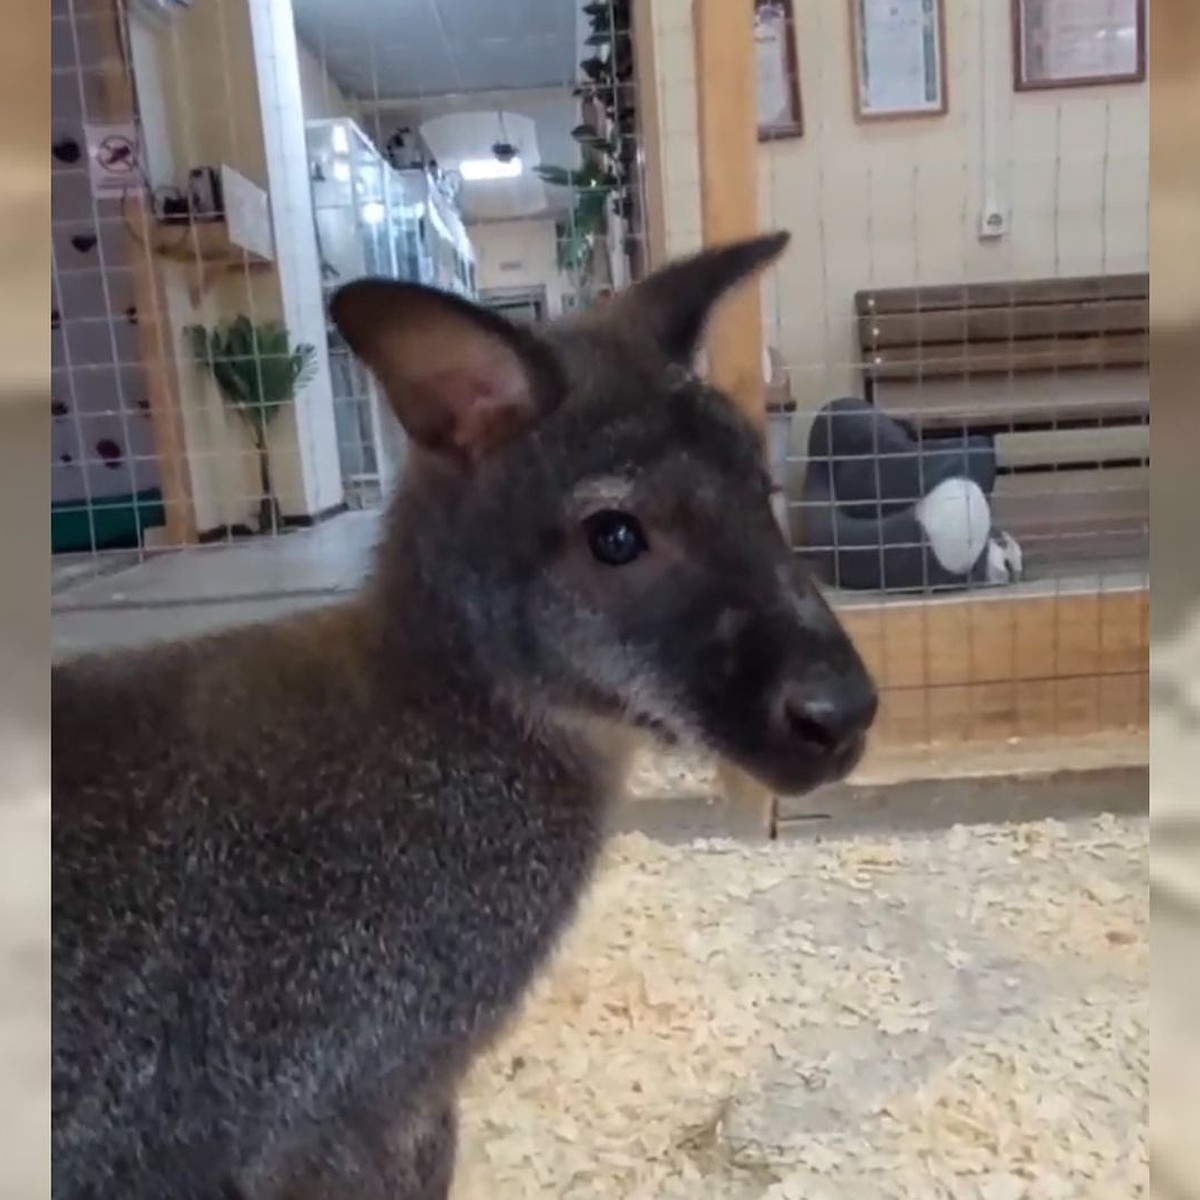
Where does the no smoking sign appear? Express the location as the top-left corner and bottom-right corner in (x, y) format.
(84, 121), (144, 198)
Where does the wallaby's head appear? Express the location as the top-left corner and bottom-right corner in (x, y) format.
(331, 233), (877, 794)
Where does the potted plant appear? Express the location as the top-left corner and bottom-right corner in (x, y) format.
(534, 158), (620, 291)
(186, 316), (317, 534)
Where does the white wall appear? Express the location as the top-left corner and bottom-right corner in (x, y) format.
(649, 0), (1149, 413)
(127, 0), (346, 530)
(127, 4), (267, 532)
(247, 0), (344, 516)
(470, 217), (573, 316)
(295, 39), (357, 122)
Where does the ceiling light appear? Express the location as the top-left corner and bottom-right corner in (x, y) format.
(459, 156), (523, 182)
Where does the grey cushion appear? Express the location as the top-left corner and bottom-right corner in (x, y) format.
(805, 397), (996, 518)
(799, 397), (1001, 592)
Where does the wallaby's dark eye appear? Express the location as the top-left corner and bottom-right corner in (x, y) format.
(583, 509), (647, 566)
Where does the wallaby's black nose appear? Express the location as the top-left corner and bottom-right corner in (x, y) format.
(773, 677), (878, 760)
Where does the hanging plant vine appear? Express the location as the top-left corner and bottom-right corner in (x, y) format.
(532, 0), (636, 288)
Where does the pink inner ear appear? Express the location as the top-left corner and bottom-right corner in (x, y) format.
(418, 366), (534, 460)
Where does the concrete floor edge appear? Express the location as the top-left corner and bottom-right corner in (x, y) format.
(614, 763), (1150, 843)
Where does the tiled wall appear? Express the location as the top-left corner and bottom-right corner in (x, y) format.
(51, 2), (160, 508)
(55, 0), (350, 535)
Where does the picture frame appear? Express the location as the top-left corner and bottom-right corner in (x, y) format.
(849, 0), (948, 122)
(1012, 0), (1147, 92)
(755, 0), (804, 141)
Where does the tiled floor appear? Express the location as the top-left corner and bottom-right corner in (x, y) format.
(52, 506), (1149, 658)
(50, 550), (141, 596)
(51, 511), (381, 658)
(53, 510), (381, 609)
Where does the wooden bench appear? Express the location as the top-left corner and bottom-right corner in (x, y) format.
(853, 273), (1149, 567)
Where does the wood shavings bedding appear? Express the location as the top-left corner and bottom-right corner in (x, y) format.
(625, 743), (718, 799)
(450, 814), (1148, 1200)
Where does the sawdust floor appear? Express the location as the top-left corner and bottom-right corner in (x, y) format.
(450, 813), (1148, 1200)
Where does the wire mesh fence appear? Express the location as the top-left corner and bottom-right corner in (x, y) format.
(51, 0), (639, 562)
(50, 0), (1148, 750)
(647, 0), (1148, 748)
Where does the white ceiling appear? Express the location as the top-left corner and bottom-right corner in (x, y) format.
(294, 0), (587, 222)
(421, 110), (550, 222)
(363, 88), (581, 222)
(291, 0), (583, 101)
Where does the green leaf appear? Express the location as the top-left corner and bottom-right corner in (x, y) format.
(554, 219), (593, 274)
(184, 315), (314, 437)
(532, 164), (581, 188)
(576, 189), (609, 231)
(580, 158), (619, 188)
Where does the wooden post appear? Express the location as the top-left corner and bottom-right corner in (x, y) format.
(87, 0), (198, 546)
(692, 0), (777, 837)
(631, 0), (668, 273)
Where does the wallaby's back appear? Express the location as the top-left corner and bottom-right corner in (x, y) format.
(52, 604), (609, 1198)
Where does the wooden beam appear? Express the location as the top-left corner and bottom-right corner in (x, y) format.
(87, 0), (197, 546)
(693, 0), (767, 428)
(630, 0), (667, 272)
(693, 0), (776, 834)
(865, 332), (1149, 381)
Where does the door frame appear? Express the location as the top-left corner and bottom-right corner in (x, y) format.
(479, 285), (550, 323)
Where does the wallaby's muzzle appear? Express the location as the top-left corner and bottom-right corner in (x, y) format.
(770, 575), (877, 787)
(761, 650), (878, 790)
(687, 568), (878, 796)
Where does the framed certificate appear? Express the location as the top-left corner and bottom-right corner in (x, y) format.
(1013, 0), (1146, 91)
(755, 0), (803, 140)
(849, 0), (948, 122)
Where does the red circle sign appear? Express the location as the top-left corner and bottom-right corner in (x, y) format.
(97, 135), (137, 173)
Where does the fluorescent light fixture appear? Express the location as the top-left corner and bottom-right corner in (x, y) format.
(459, 156), (523, 182)
(332, 160), (351, 183)
(331, 124), (349, 154)
(361, 200), (386, 226)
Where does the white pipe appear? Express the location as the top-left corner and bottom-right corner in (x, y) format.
(978, 2), (1006, 240)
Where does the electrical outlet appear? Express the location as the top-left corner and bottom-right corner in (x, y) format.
(979, 205), (1009, 240)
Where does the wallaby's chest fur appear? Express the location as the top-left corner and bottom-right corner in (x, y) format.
(52, 602), (610, 1198)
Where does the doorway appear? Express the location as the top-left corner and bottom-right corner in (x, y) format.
(479, 286), (548, 325)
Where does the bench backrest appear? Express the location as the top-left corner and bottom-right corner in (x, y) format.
(854, 273), (1149, 384)
(851, 274), (1149, 568)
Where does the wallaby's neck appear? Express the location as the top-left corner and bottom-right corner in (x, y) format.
(363, 472), (508, 701)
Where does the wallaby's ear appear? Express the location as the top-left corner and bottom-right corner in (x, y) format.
(329, 281), (560, 465)
(605, 231), (790, 364)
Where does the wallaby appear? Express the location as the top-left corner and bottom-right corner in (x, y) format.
(52, 232), (878, 1200)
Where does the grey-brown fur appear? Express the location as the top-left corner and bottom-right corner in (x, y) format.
(52, 233), (877, 1199)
